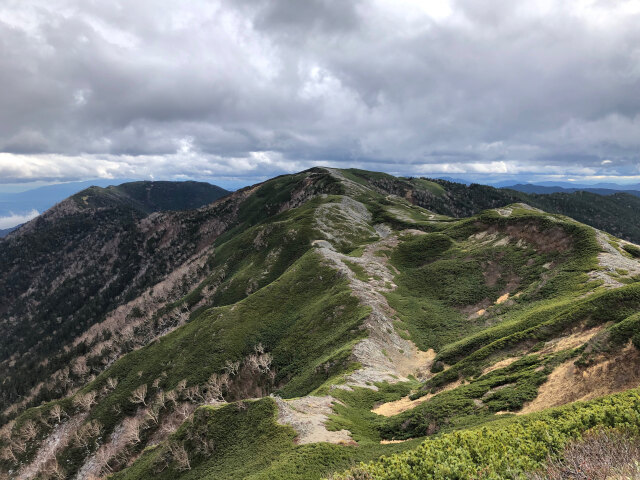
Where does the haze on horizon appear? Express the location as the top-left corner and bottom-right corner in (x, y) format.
(1, 0), (640, 188)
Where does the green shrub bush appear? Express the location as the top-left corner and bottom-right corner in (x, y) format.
(334, 388), (640, 480)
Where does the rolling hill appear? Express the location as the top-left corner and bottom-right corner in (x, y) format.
(1, 168), (640, 480)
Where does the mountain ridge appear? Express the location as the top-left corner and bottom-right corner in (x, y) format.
(2, 168), (640, 480)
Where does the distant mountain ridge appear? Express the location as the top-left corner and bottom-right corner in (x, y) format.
(69, 180), (230, 214)
(0, 225), (19, 238)
(505, 183), (640, 196)
(0, 179), (135, 218)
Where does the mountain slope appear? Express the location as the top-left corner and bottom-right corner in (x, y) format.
(0, 180), (230, 414)
(0, 226), (18, 238)
(506, 182), (640, 196)
(69, 181), (229, 214)
(339, 168), (640, 242)
(1, 168), (640, 480)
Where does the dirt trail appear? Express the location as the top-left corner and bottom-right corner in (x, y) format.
(371, 378), (461, 417)
(315, 228), (433, 388)
(276, 192), (434, 445)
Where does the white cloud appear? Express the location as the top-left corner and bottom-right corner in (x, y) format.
(0, 0), (639, 183)
(0, 209), (39, 229)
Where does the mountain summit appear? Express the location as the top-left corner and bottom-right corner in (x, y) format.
(1, 168), (640, 480)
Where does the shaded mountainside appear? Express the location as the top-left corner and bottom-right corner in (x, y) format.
(70, 181), (230, 214)
(505, 182), (640, 196)
(0, 226), (19, 238)
(2, 168), (640, 480)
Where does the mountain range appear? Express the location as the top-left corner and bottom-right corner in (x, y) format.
(1, 168), (640, 480)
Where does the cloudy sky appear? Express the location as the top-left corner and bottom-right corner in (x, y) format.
(2, 0), (640, 189)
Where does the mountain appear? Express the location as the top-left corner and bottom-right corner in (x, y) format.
(1, 168), (640, 480)
(0, 225), (19, 238)
(0, 180), (229, 413)
(0, 179), (134, 220)
(498, 180), (640, 190)
(506, 183), (640, 196)
(66, 180), (230, 214)
(0, 179), (230, 230)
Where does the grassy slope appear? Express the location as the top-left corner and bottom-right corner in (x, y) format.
(110, 395), (424, 480)
(4, 168), (640, 480)
(335, 386), (640, 480)
(113, 195), (640, 480)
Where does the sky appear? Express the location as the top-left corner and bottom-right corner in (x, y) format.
(2, 0), (640, 190)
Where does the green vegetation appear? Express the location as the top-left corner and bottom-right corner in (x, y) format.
(624, 243), (640, 258)
(335, 387), (640, 479)
(344, 260), (370, 282)
(4, 167), (640, 480)
(91, 252), (368, 430)
(110, 397), (420, 480)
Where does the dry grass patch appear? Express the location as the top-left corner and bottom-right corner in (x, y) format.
(539, 325), (604, 355)
(528, 429), (640, 480)
(520, 343), (640, 414)
(482, 356), (521, 375)
(372, 379), (463, 417)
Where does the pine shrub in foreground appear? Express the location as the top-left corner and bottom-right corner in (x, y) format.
(332, 388), (640, 480)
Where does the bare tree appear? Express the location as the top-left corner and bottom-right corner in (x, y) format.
(20, 420), (38, 442)
(71, 356), (90, 377)
(0, 446), (17, 463)
(73, 421), (102, 448)
(0, 421), (13, 442)
(528, 429), (640, 480)
(9, 439), (27, 454)
(169, 442), (191, 471)
(154, 391), (167, 410)
(95, 447), (115, 475)
(176, 403), (192, 421)
(123, 417), (142, 446)
(224, 360), (240, 376)
(40, 458), (66, 480)
(146, 405), (162, 425)
(129, 384), (148, 406)
(166, 390), (178, 406)
(106, 377), (119, 390)
(204, 373), (229, 403)
(184, 385), (203, 403)
(246, 351), (272, 373)
(49, 405), (64, 423)
(73, 391), (97, 411)
(257, 352), (273, 372)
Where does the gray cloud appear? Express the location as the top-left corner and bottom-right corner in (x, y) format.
(1, 0), (640, 183)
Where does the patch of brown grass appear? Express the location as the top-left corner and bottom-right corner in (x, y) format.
(538, 325), (604, 355)
(379, 439), (411, 444)
(482, 356), (520, 375)
(528, 429), (640, 480)
(372, 379), (463, 417)
(520, 343), (640, 414)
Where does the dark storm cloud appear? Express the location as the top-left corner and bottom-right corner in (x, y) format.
(1, 0), (640, 183)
